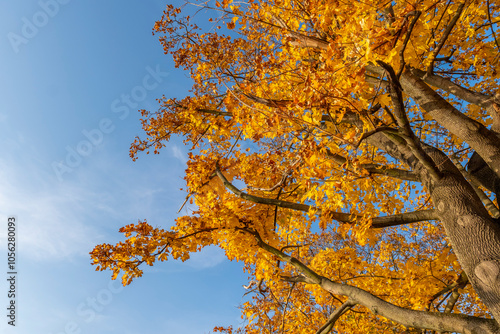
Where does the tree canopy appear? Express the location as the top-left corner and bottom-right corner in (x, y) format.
(91, 0), (500, 332)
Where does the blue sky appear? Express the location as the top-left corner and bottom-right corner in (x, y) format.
(0, 1), (247, 333)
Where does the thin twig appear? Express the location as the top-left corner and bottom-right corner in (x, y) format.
(398, 11), (421, 78)
(225, 129), (243, 159)
(486, 0), (500, 55)
(281, 283), (296, 334)
(427, 1), (468, 75)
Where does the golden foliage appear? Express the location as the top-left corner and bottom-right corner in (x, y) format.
(92, 0), (500, 332)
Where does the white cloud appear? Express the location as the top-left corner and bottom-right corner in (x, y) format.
(171, 144), (187, 164)
(0, 125), (192, 263)
(0, 156), (101, 261)
(185, 245), (226, 269)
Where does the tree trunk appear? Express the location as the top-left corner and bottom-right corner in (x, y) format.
(431, 170), (500, 323)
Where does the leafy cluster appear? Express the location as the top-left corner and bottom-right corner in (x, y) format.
(91, 0), (500, 333)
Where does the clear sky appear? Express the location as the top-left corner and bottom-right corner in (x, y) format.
(0, 1), (248, 333)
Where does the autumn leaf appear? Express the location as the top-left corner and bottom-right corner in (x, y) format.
(92, 0), (500, 333)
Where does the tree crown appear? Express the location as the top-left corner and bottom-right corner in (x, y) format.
(91, 0), (500, 332)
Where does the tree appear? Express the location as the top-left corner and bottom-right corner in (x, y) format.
(91, 0), (500, 333)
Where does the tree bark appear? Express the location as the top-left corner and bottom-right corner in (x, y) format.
(343, 88), (500, 325)
(256, 232), (500, 334)
(366, 65), (500, 180)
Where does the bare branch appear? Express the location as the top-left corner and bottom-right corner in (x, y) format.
(316, 300), (355, 334)
(243, 92), (292, 108)
(287, 33), (329, 49)
(174, 102), (232, 117)
(366, 74), (389, 89)
(408, 68), (500, 132)
(215, 162), (312, 213)
(370, 210), (438, 228)
(248, 158), (301, 192)
(355, 126), (400, 148)
(392, 69), (500, 180)
(362, 164), (420, 182)
(281, 283), (295, 334)
(443, 290), (461, 314)
(408, 68), (490, 106)
(195, 108), (232, 117)
(268, 12), (329, 49)
(177, 192), (192, 213)
(486, 0), (500, 56)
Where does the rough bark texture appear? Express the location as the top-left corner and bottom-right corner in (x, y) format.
(428, 155), (500, 323)
(408, 68), (500, 132)
(468, 152), (500, 201)
(399, 71), (500, 178)
(375, 70), (500, 326)
(369, 137), (500, 330)
(258, 233), (500, 334)
(226, 95), (500, 329)
(350, 67), (500, 326)
(367, 65), (500, 179)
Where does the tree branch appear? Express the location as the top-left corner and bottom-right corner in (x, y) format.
(370, 210), (438, 228)
(215, 162), (312, 213)
(408, 68), (500, 132)
(428, 271), (468, 313)
(443, 290), (461, 314)
(393, 69), (500, 180)
(281, 282), (295, 334)
(315, 300), (355, 334)
(408, 68), (493, 108)
(366, 74), (389, 89)
(486, 0), (500, 55)
(377, 61), (443, 181)
(243, 92), (292, 108)
(398, 11), (421, 77)
(427, 1), (468, 75)
(268, 12), (329, 49)
(196, 108), (232, 117)
(363, 164), (420, 182)
(250, 231), (499, 334)
(340, 105), (440, 184)
(325, 149), (420, 182)
(216, 162), (437, 228)
(449, 154), (500, 218)
(174, 102), (233, 117)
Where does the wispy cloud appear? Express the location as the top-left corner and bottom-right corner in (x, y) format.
(185, 245), (226, 270)
(0, 154), (101, 261)
(171, 144), (187, 165)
